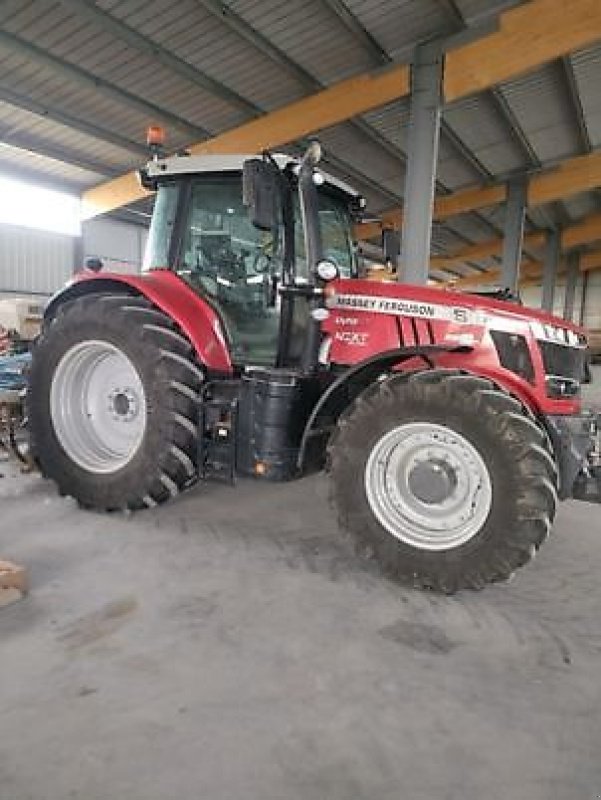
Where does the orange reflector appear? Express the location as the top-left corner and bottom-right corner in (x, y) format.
(254, 462), (267, 476)
(146, 125), (166, 147)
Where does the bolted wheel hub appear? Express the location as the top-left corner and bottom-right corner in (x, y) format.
(407, 458), (458, 505)
(108, 388), (139, 421)
(365, 422), (493, 551)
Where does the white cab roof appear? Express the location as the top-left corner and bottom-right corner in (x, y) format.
(145, 152), (359, 198)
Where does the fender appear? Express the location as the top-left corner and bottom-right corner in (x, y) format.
(297, 344), (468, 472)
(44, 270), (233, 373)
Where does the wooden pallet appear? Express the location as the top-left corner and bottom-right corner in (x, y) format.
(0, 560), (28, 608)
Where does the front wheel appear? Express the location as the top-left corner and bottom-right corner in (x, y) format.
(328, 370), (558, 592)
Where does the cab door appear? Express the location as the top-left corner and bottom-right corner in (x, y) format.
(277, 189), (358, 367)
(174, 175), (284, 367)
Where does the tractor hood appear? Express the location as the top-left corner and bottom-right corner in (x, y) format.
(323, 277), (589, 417)
(327, 278), (587, 345)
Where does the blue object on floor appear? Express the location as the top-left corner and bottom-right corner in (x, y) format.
(0, 352), (31, 392)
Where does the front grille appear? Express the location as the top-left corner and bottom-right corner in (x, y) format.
(539, 340), (587, 384)
(490, 331), (535, 383)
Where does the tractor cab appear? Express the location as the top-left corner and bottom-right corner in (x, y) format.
(140, 149), (362, 368)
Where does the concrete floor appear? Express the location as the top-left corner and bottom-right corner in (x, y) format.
(1, 372), (600, 800)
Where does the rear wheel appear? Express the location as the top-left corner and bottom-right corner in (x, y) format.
(328, 370), (558, 592)
(29, 294), (203, 510)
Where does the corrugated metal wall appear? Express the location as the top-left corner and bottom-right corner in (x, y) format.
(0, 221), (73, 295)
(0, 218), (148, 297)
(82, 219), (147, 275)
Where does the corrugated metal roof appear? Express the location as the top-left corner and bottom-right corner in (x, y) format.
(0, 141), (104, 189)
(0, 2), (247, 134)
(571, 45), (601, 148)
(562, 190), (600, 221)
(343, 0), (450, 60)
(0, 100), (137, 169)
(319, 122), (404, 201)
(104, 0), (310, 112)
(444, 94), (527, 176)
(455, 0), (521, 23)
(361, 100), (411, 151)
(224, 0), (376, 84)
(499, 63), (582, 162)
(0, 0), (596, 273)
(437, 134), (486, 190)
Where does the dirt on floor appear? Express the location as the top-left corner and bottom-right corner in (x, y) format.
(0, 369), (600, 800)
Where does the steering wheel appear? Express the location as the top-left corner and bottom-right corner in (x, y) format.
(252, 251), (272, 274)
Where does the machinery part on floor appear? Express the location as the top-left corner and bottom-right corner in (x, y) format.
(28, 295), (202, 510)
(0, 391), (28, 464)
(0, 297), (44, 346)
(0, 390), (25, 464)
(327, 370), (558, 592)
(0, 324), (9, 356)
(28, 140), (600, 592)
(0, 352), (31, 464)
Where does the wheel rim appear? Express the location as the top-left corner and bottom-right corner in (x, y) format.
(364, 422), (492, 551)
(50, 340), (147, 474)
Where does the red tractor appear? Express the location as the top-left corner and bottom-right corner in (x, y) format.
(28, 142), (600, 592)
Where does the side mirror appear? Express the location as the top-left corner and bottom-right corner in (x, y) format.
(349, 195), (367, 222)
(242, 159), (280, 231)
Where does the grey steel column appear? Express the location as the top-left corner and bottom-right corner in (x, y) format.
(563, 250), (580, 321)
(541, 228), (560, 312)
(400, 42), (444, 285)
(579, 270), (589, 326)
(500, 177), (527, 294)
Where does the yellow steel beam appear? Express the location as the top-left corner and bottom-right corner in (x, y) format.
(443, 0), (601, 101)
(520, 248), (601, 288)
(357, 151), (601, 240)
(433, 231), (546, 273)
(443, 212), (601, 288)
(81, 0), (601, 219)
(562, 211), (601, 248)
(366, 212), (601, 285)
(81, 172), (153, 220)
(375, 246), (601, 287)
(581, 249), (601, 272)
(81, 65), (409, 219)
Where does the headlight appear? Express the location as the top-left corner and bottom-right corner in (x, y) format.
(531, 320), (586, 348)
(316, 260), (339, 282)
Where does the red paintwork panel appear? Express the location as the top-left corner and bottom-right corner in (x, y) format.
(323, 278), (586, 416)
(68, 271), (586, 417)
(74, 269), (233, 373)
